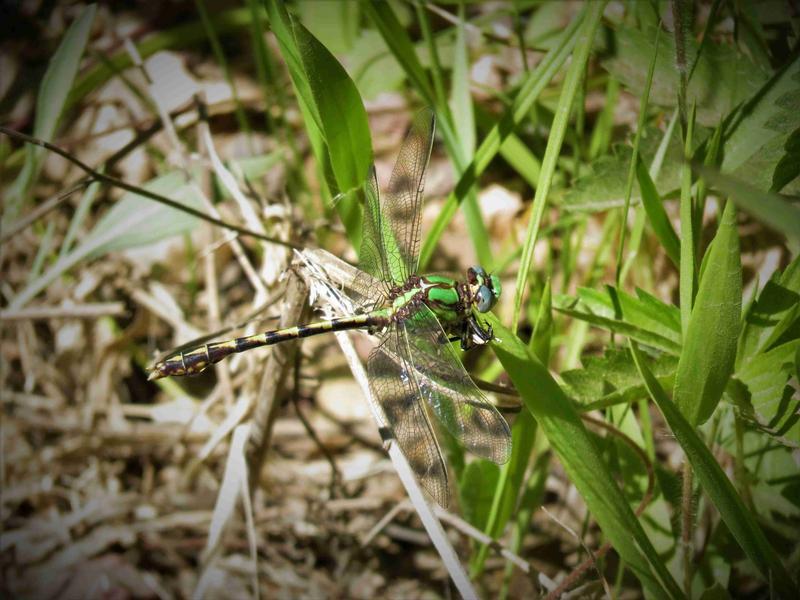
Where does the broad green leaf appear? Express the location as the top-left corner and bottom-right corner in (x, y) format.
(6, 4), (97, 219)
(721, 53), (800, 175)
(555, 306), (681, 355)
(487, 315), (683, 599)
(694, 164), (800, 242)
(674, 201), (742, 425)
(637, 155), (680, 266)
(266, 0), (371, 247)
(738, 253), (800, 362)
(292, 19), (371, 196)
(10, 171), (202, 310)
(562, 348), (678, 407)
(575, 286), (682, 347)
(734, 340), (800, 447)
(603, 26), (768, 126)
(631, 342), (798, 598)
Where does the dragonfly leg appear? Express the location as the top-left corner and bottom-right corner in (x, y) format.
(459, 316), (493, 350)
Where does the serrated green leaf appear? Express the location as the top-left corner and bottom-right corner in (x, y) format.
(739, 253), (800, 362)
(575, 286), (682, 347)
(735, 340), (800, 447)
(562, 348), (678, 406)
(721, 54), (800, 174)
(556, 306), (681, 355)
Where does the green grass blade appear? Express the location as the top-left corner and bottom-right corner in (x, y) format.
(471, 279), (552, 576)
(487, 314), (683, 599)
(678, 102), (697, 334)
(6, 4), (97, 219)
(362, 2), (435, 104)
(194, 0), (252, 140)
(630, 342), (798, 598)
(266, 0), (371, 247)
(693, 164), (800, 242)
(364, 1), (490, 268)
(10, 171), (202, 310)
(637, 156), (680, 266)
(420, 11), (583, 270)
(511, 1), (606, 333)
(616, 31), (660, 287)
(449, 3), (475, 159)
(673, 200), (742, 425)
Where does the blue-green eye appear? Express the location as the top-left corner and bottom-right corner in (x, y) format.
(475, 285), (495, 312)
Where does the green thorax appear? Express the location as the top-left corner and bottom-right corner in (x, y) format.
(389, 274), (466, 325)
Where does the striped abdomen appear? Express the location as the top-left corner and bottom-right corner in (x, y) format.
(148, 312), (387, 380)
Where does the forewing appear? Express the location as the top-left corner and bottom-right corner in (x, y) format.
(354, 166), (393, 306)
(382, 108), (435, 280)
(367, 326), (449, 507)
(403, 306), (512, 465)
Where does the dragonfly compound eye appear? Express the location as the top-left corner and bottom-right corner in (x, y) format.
(475, 285), (495, 312)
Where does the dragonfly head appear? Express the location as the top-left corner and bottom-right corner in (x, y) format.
(467, 266), (501, 313)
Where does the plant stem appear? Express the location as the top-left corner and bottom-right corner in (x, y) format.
(681, 460), (694, 596)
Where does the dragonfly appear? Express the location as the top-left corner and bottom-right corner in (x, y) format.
(148, 109), (512, 506)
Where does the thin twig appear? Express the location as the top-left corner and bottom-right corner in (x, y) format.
(0, 126), (297, 248)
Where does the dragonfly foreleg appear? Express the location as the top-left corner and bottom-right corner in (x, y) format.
(458, 316), (493, 350)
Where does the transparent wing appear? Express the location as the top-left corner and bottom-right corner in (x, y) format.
(403, 306), (512, 465)
(383, 108), (435, 280)
(354, 166), (394, 306)
(367, 325), (450, 507)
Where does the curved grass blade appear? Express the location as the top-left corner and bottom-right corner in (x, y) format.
(630, 341), (798, 598)
(512, 1), (607, 333)
(693, 164), (800, 242)
(486, 314), (683, 599)
(419, 10), (583, 270)
(266, 0), (372, 247)
(6, 4), (97, 220)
